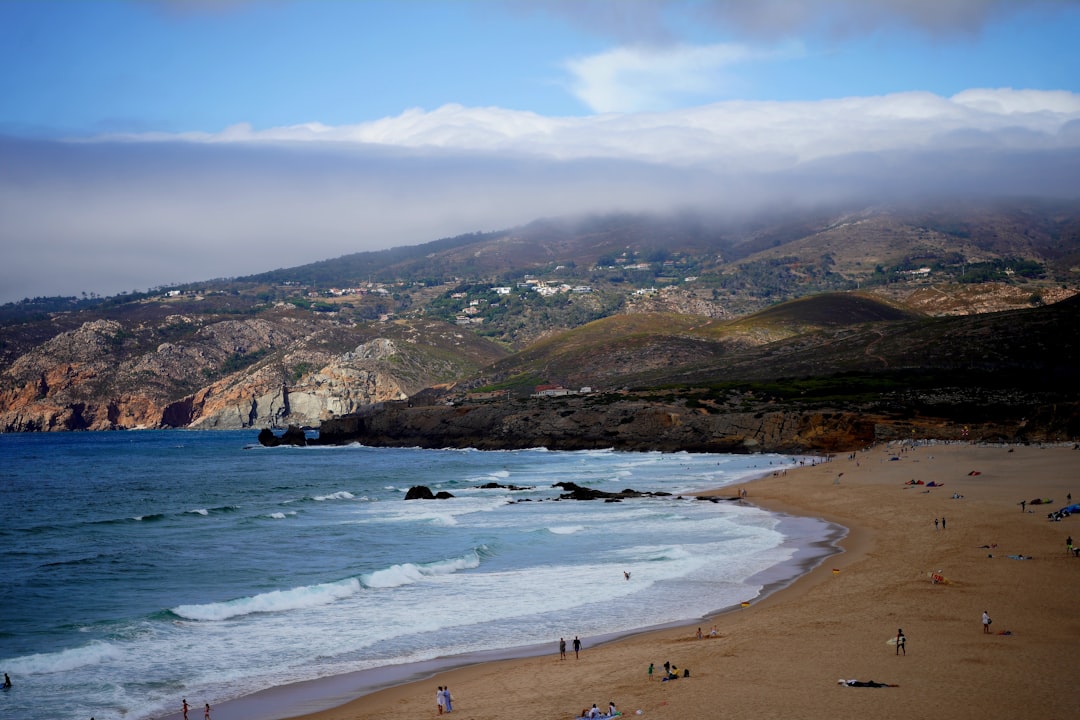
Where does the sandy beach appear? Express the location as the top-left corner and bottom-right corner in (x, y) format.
(276, 442), (1079, 720)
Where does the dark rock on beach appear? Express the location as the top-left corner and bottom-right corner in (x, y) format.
(553, 481), (670, 501)
(404, 485), (455, 500)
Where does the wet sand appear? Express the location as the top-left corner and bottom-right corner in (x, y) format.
(237, 443), (1080, 720)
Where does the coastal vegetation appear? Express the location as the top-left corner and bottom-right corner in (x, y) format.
(1, 199), (1078, 443)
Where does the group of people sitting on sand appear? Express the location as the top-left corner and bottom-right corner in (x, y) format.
(578, 701), (620, 719)
(659, 660), (689, 681)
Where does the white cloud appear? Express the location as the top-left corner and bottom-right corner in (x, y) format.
(5, 88), (1080, 303)
(562, 43), (780, 113)
(93, 88), (1080, 165)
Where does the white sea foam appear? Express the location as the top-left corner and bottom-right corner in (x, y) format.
(4, 434), (826, 720)
(187, 508), (209, 516)
(9, 641), (123, 674)
(172, 578), (362, 621)
(362, 551), (481, 588)
(313, 491), (355, 501)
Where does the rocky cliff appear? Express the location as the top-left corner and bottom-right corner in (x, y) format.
(0, 312), (506, 432)
(310, 393), (1077, 454)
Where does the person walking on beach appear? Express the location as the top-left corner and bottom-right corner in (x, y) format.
(942, 516), (946, 530)
(648, 662), (654, 680)
(934, 518), (939, 530)
(896, 629), (906, 655)
(444, 686), (453, 713)
(437, 686), (445, 715)
(1067, 536), (1073, 555)
(982, 611), (992, 633)
(559, 637), (567, 660)
(182, 698), (189, 720)
(204, 703), (211, 720)
(573, 635), (581, 659)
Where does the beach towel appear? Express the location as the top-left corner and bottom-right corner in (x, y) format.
(838, 679), (897, 688)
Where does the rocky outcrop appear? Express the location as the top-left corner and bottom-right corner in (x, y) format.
(404, 485), (455, 500)
(553, 481), (671, 501)
(314, 394), (1078, 454)
(257, 425), (308, 447)
(314, 396), (880, 453)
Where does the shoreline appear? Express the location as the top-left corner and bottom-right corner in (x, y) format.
(161, 464), (846, 720)
(166, 441), (1080, 720)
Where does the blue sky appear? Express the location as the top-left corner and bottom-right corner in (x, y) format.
(2, 0), (1080, 302)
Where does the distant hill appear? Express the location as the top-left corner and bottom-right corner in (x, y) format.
(453, 292), (1076, 393)
(1, 199), (1078, 437)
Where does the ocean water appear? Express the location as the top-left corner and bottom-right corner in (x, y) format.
(0, 430), (840, 720)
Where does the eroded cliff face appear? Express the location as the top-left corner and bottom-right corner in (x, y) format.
(315, 398), (882, 454)
(0, 319), (169, 431)
(187, 338), (411, 429)
(0, 315), (455, 431)
(314, 394), (1077, 454)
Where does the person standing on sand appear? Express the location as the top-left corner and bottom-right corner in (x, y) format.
(559, 637), (566, 660)
(1068, 536), (1073, 555)
(182, 698), (189, 720)
(982, 611), (992, 633)
(437, 686), (445, 715)
(942, 516), (946, 529)
(204, 703), (211, 720)
(648, 662), (654, 680)
(573, 635), (581, 659)
(444, 686), (453, 713)
(896, 629), (906, 655)
(934, 518), (939, 530)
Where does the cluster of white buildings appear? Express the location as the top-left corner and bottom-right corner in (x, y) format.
(532, 384), (593, 397)
(325, 284), (392, 296)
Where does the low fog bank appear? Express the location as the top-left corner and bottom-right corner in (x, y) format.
(2, 121), (1079, 303)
